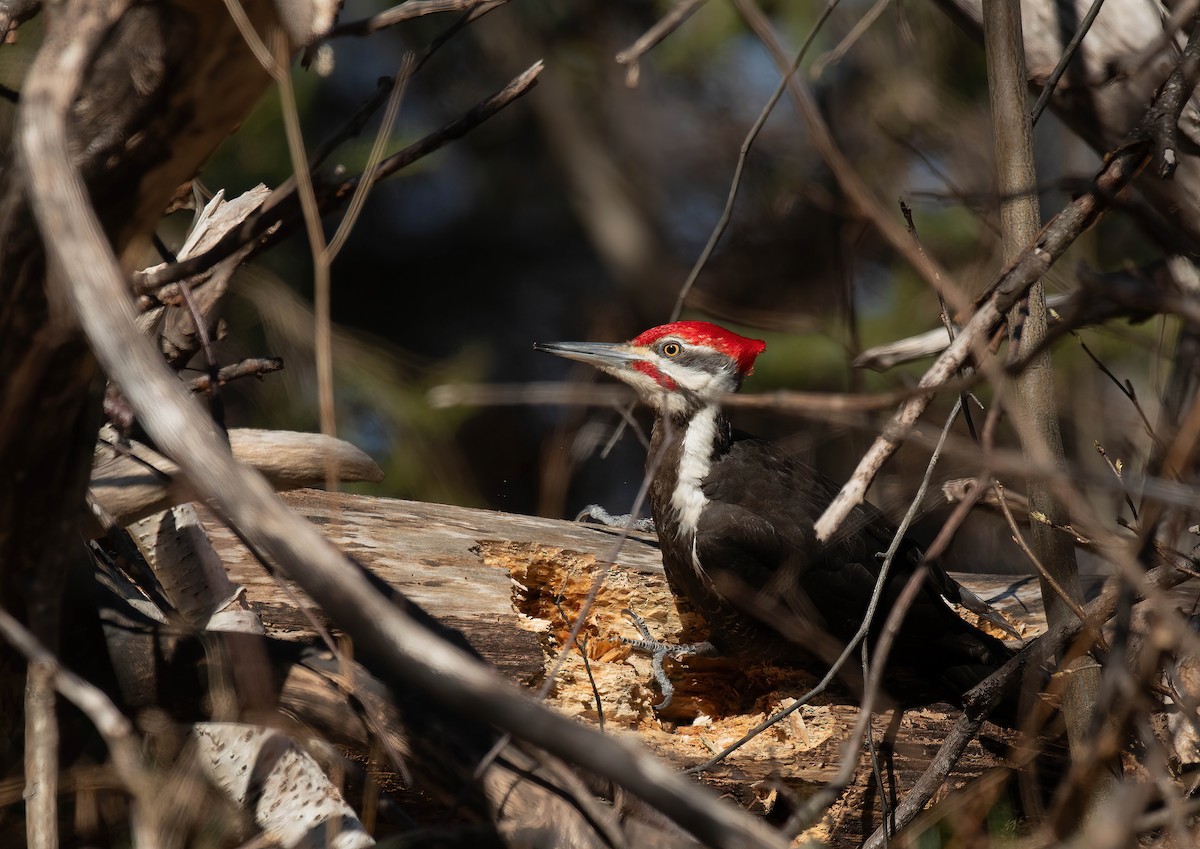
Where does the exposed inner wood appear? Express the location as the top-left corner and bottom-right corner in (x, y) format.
(202, 488), (1181, 844)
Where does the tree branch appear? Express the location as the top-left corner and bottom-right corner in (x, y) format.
(133, 61), (544, 295)
(814, 116), (1154, 541)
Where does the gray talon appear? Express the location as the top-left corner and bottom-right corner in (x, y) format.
(576, 505), (656, 533)
(620, 608), (714, 710)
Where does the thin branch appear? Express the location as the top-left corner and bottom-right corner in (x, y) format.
(993, 482), (1092, 627)
(811, 0), (893, 79)
(733, 0), (969, 318)
(185, 357), (285, 396)
(1077, 335), (1156, 438)
(0, 608), (157, 842)
(615, 0), (708, 79)
(326, 53), (414, 261)
(814, 119), (1155, 541)
(1094, 441), (1141, 521)
(1028, 0), (1108, 124)
(1144, 12), (1200, 178)
(264, 27), (340, 486)
(863, 550), (1195, 848)
(133, 62), (544, 294)
(671, 0), (840, 320)
(329, 0), (500, 37)
(311, 0), (506, 172)
(429, 380), (910, 414)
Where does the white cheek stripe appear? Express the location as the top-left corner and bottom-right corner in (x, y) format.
(671, 406), (718, 575)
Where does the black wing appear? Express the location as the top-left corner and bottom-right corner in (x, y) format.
(697, 435), (1014, 705)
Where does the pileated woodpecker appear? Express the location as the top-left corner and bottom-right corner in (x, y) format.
(536, 321), (1018, 717)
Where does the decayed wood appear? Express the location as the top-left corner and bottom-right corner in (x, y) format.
(137, 185), (271, 367)
(201, 488), (1129, 845)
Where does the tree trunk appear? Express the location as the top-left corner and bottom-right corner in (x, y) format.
(0, 0), (286, 775)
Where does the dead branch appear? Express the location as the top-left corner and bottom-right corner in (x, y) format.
(429, 380), (910, 416)
(193, 723), (374, 848)
(23, 663), (56, 849)
(133, 61), (544, 294)
(185, 357), (285, 395)
(1143, 12), (1200, 179)
(0, 608), (159, 843)
(615, 0), (708, 76)
(813, 81), (1168, 540)
(329, 0), (503, 37)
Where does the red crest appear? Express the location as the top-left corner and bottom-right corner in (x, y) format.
(631, 321), (766, 375)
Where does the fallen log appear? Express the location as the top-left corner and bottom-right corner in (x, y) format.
(200, 488), (1114, 845)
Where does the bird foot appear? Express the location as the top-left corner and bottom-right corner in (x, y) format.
(575, 505), (656, 533)
(621, 608), (715, 710)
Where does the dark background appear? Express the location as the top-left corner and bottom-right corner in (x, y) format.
(3, 0), (1158, 572)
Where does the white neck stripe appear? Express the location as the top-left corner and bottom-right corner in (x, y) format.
(670, 406), (718, 564)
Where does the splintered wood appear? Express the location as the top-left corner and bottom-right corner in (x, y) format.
(208, 489), (1056, 845)
(472, 538), (1019, 842)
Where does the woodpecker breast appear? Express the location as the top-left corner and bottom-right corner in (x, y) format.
(670, 406), (720, 546)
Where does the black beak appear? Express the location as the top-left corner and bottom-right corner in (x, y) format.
(533, 340), (641, 371)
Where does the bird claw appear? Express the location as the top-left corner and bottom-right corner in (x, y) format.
(620, 608), (714, 711)
(575, 505), (656, 533)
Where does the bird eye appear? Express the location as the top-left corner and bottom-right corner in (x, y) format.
(662, 342), (681, 357)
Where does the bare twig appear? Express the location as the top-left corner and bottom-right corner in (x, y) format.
(0, 608), (157, 843)
(260, 26), (342, 487)
(1077, 335), (1155, 438)
(329, 0), (500, 37)
(429, 380), (911, 414)
(863, 549), (1194, 848)
(814, 121), (1154, 541)
(670, 0), (840, 320)
(993, 482), (1091, 626)
(133, 62), (545, 294)
(326, 53), (414, 261)
(1094, 441), (1140, 521)
(153, 233), (226, 423)
(811, 0), (893, 79)
(733, 0), (967, 315)
(186, 357), (285, 396)
(1028, 0), (1109, 124)
(310, 0), (506, 172)
(615, 0), (708, 81)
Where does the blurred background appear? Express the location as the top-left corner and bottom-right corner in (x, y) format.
(0, 0), (1165, 571)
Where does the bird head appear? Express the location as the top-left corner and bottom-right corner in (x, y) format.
(535, 321), (767, 418)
